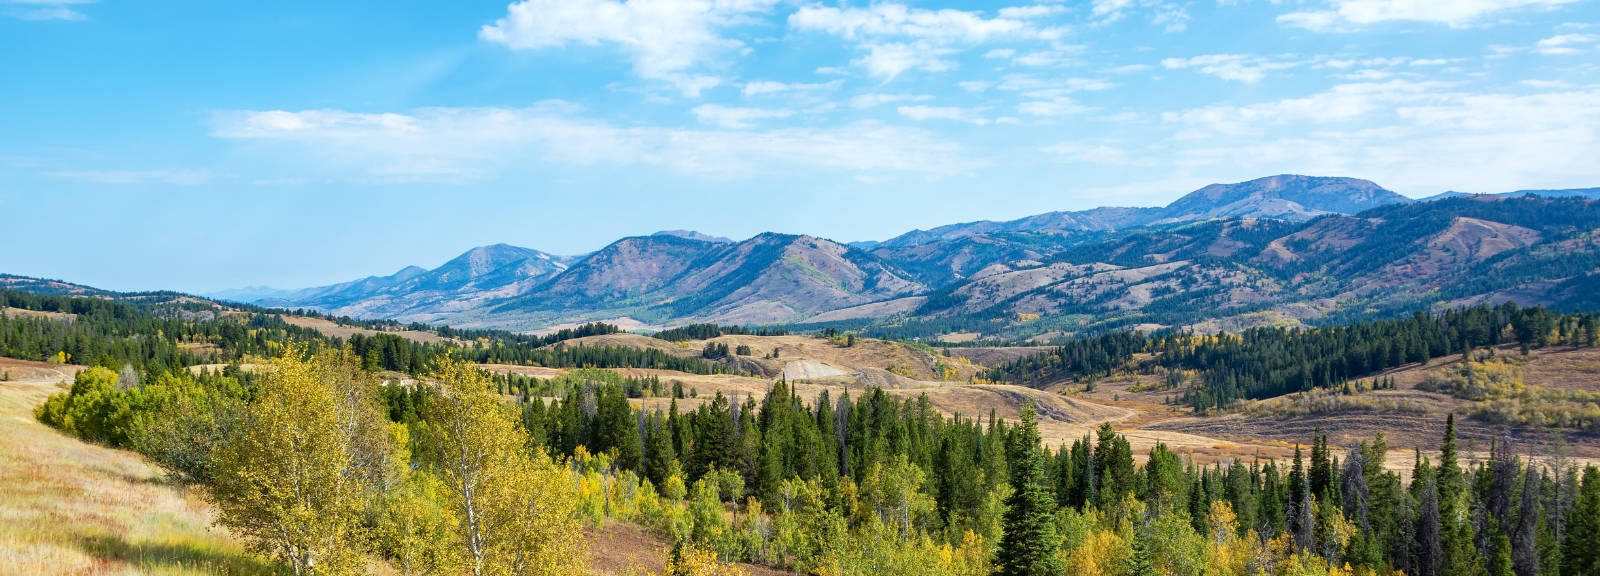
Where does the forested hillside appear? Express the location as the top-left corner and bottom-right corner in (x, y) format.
(27, 343), (1600, 576)
(0, 289), (726, 376)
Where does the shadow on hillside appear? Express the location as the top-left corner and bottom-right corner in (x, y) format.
(72, 532), (278, 575)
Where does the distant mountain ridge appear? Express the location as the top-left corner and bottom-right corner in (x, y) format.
(258, 244), (580, 320)
(202, 286), (299, 303)
(1421, 188), (1600, 202)
(878, 175), (1410, 248)
(198, 175), (1600, 333)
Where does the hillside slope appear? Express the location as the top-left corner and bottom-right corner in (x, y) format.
(0, 375), (273, 575)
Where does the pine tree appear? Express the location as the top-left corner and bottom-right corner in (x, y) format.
(645, 412), (677, 490)
(995, 403), (1065, 576)
(1563, 466), (1600, 576)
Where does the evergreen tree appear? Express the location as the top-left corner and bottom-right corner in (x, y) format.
(995, 403), (1065, 576)
(1563, 466), (1600, 576)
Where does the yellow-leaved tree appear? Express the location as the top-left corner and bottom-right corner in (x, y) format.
(208, 346), (394, 576)
(418, 357), (585, 576)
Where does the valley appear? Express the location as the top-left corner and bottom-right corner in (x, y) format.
(6, 173), (1600, 576)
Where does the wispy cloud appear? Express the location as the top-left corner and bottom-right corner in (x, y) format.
(741, 80), (842, 96)
(479, 0), (782, 95)
(849, 93), (933, 108)
(896, 105), (990, 124)
(1534, 33), (1598, 55)
(211, 105), (979, 180)
(1040, 142), (1151, 164)
(788, 2), (1066, 80)
(1161, 54), (1301, 83)
(3, 0), (93, 20)
(1279, 0), (1579, 32)
(691, 104), (794, 128)
(1161, 82), (1600, 191)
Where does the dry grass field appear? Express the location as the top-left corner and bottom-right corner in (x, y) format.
(281, 315), (451, 345)
(0, 377), (273, 576)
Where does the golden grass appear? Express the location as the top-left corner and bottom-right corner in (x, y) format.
(0, 379), (275, 576)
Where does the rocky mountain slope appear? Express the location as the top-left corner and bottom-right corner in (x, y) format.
(259, 243), (576, 320)
(199, 176), (1600, 335)
(878, 195), (1600, 341)
(488, 233), (924, 326)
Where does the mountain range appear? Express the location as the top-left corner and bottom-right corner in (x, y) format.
(205, 175), (1600, 337)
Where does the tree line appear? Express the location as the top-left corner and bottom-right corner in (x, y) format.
(652, 323), (791, 342)
(1, 289), (726, 378)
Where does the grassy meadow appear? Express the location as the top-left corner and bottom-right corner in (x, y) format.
(0, 377), (274, 576)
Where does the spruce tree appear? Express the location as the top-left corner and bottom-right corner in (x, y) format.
(995, 403), (1065, 576)
(1563, 466), (1600, 576)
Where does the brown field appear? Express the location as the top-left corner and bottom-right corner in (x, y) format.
(0, 356), (85, 382)
(1, 307), (77, 323)
(281, 315), (452, 344)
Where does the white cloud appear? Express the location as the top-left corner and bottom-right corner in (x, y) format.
(1018, 98), (1090, 117)
(1162, 80), (1444, 133)
(789, 3), (1058, 43)
(3, 0), (92, 20)
(789, 3), (1065, 79)
(957, 81), (992, 92)
(1279, 0), (1579, 32)
(897, 105), (990, 124)
(1160, 54), (1301, 83)
(1161, 83), (1600, 192)
(852, 43), (958, 79)
(1040, 142), (1148, 164)
(1091, 0), (1134, 18)
(691, 104), (795, 128)
(995, 76), (1110, 116)
(1088, 0), (1189, 29)
(741, 80), (841, 96)
(1152, 6), (1190, 32)
(849, 93), (932, 108)
(997, 74), (1116, 96)
(480, 0), (780, 94)
(1012, 51), (1064, 66)
(211, 106), (976, 180)
(1522, 79), (1573, 88)
(1104, 64), (1151, 74)
(985, 48), (1017, 58)
(1535, 33), (1598, 55)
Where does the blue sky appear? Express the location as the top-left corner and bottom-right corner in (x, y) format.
(2, 0), (1597, 293)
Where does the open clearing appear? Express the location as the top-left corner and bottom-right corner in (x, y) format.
(281, 315), (452, 344)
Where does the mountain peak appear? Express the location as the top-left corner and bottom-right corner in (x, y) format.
(1159, 175), (1409, 223)
(653, 230), (734, 244)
